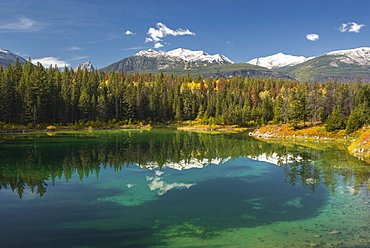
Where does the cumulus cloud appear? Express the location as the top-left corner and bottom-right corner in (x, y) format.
(339, 22), (366, 33)
(145, 22), (195, 48)
(125, 30), (136, 35)
(32, 57), (70, 68)
(154, 42), (164, 49)
(306, 33), (320, 41)
(0, 16), (42, 32)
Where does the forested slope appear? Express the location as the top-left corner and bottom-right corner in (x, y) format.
(1, 59), (370, 134)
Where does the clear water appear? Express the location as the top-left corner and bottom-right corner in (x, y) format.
(0, 130), (369, 248)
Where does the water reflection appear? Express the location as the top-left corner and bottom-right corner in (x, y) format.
(0, 130), (369, 198)
(147, 171), (195, 196)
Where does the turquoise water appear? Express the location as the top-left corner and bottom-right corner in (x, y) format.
(0, 130), (369, 247)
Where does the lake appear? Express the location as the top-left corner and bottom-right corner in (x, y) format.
(0, 129), (369, 248)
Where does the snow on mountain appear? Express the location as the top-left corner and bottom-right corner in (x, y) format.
(325, 47), (370, 65)
(247, 52), (314, 69)
(75, 61), (95, 71)
(135, 48), (234, 64)
(135, 49), (162, 57)
(0, 49), (27, 67)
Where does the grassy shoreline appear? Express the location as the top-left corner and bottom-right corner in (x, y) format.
(2, 121), (369, 163)
(250, 124), (370, 163)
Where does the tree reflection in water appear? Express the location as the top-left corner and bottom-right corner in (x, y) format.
(0, 130), (369, 198)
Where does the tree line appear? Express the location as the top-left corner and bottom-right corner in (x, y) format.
(1, 59), (370, 133)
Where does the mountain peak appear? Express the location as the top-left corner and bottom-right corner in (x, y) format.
(75, 61), (94, 71)
(135, 49), (162, 57)
(0, 49), (27, 68)
(247, 52), (313, 69)
(135, 48), (234, 64)
(325, 47), (370, 65)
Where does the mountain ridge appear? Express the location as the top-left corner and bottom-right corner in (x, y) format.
(135, 48), (234, 64)
(2, 46), (370, 83)
(101, 48), (235, 74)
(247, 52), (314, 69)
(0, 49), (27, 68)
(275, 47), (370, 83)
(101, 48), (292, 80)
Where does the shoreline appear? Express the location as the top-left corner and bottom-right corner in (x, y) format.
(250, 124), (370, 163)
(2, 122), (369, 163)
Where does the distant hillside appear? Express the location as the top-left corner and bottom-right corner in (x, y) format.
(101, 48), (234, 73)
(273, 47), (370, 83)
(0, 49), (27, 68)
(156, 63), (294, 80)
(101, 48), (292, 80)
(276, 54), (370, 83)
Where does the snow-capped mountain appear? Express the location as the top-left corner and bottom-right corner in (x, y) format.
(325, 47), (370, 65)
(135, 48), (234, 64)
(247, 52), (314, 69)
(75, 61), (95, 71)
(0, 49), (27, 68)
(277, 47), (370, 83)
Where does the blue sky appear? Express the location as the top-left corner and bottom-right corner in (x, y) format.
(0, 0), (369, 68)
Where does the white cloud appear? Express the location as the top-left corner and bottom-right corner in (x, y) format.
(154, 42), (164, 49)
(145, 37), (153, 43)
(145, 22), (195, 48)
(339, 22), (366, 33)
(66, 46), (82, 51)
(32, 57), (70, 68)
(120, 46), (149, 51)
(69, 56), (89, 61)
(0, 16), (42, 32)
(125, 30), (136, 35)
(226, 41), (234, 47)
(306, 33), (319, 41)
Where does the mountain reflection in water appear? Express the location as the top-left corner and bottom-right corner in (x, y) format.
(0, 129), (369, 198)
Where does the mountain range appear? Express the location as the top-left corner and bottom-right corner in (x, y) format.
(275, 47), (370, 83)
(2, 46), (370, 83)
(101, 48), (234, 73)
(101, 48), (293, 80)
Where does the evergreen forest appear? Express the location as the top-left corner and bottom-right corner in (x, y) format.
(1, 59), (370, 133)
